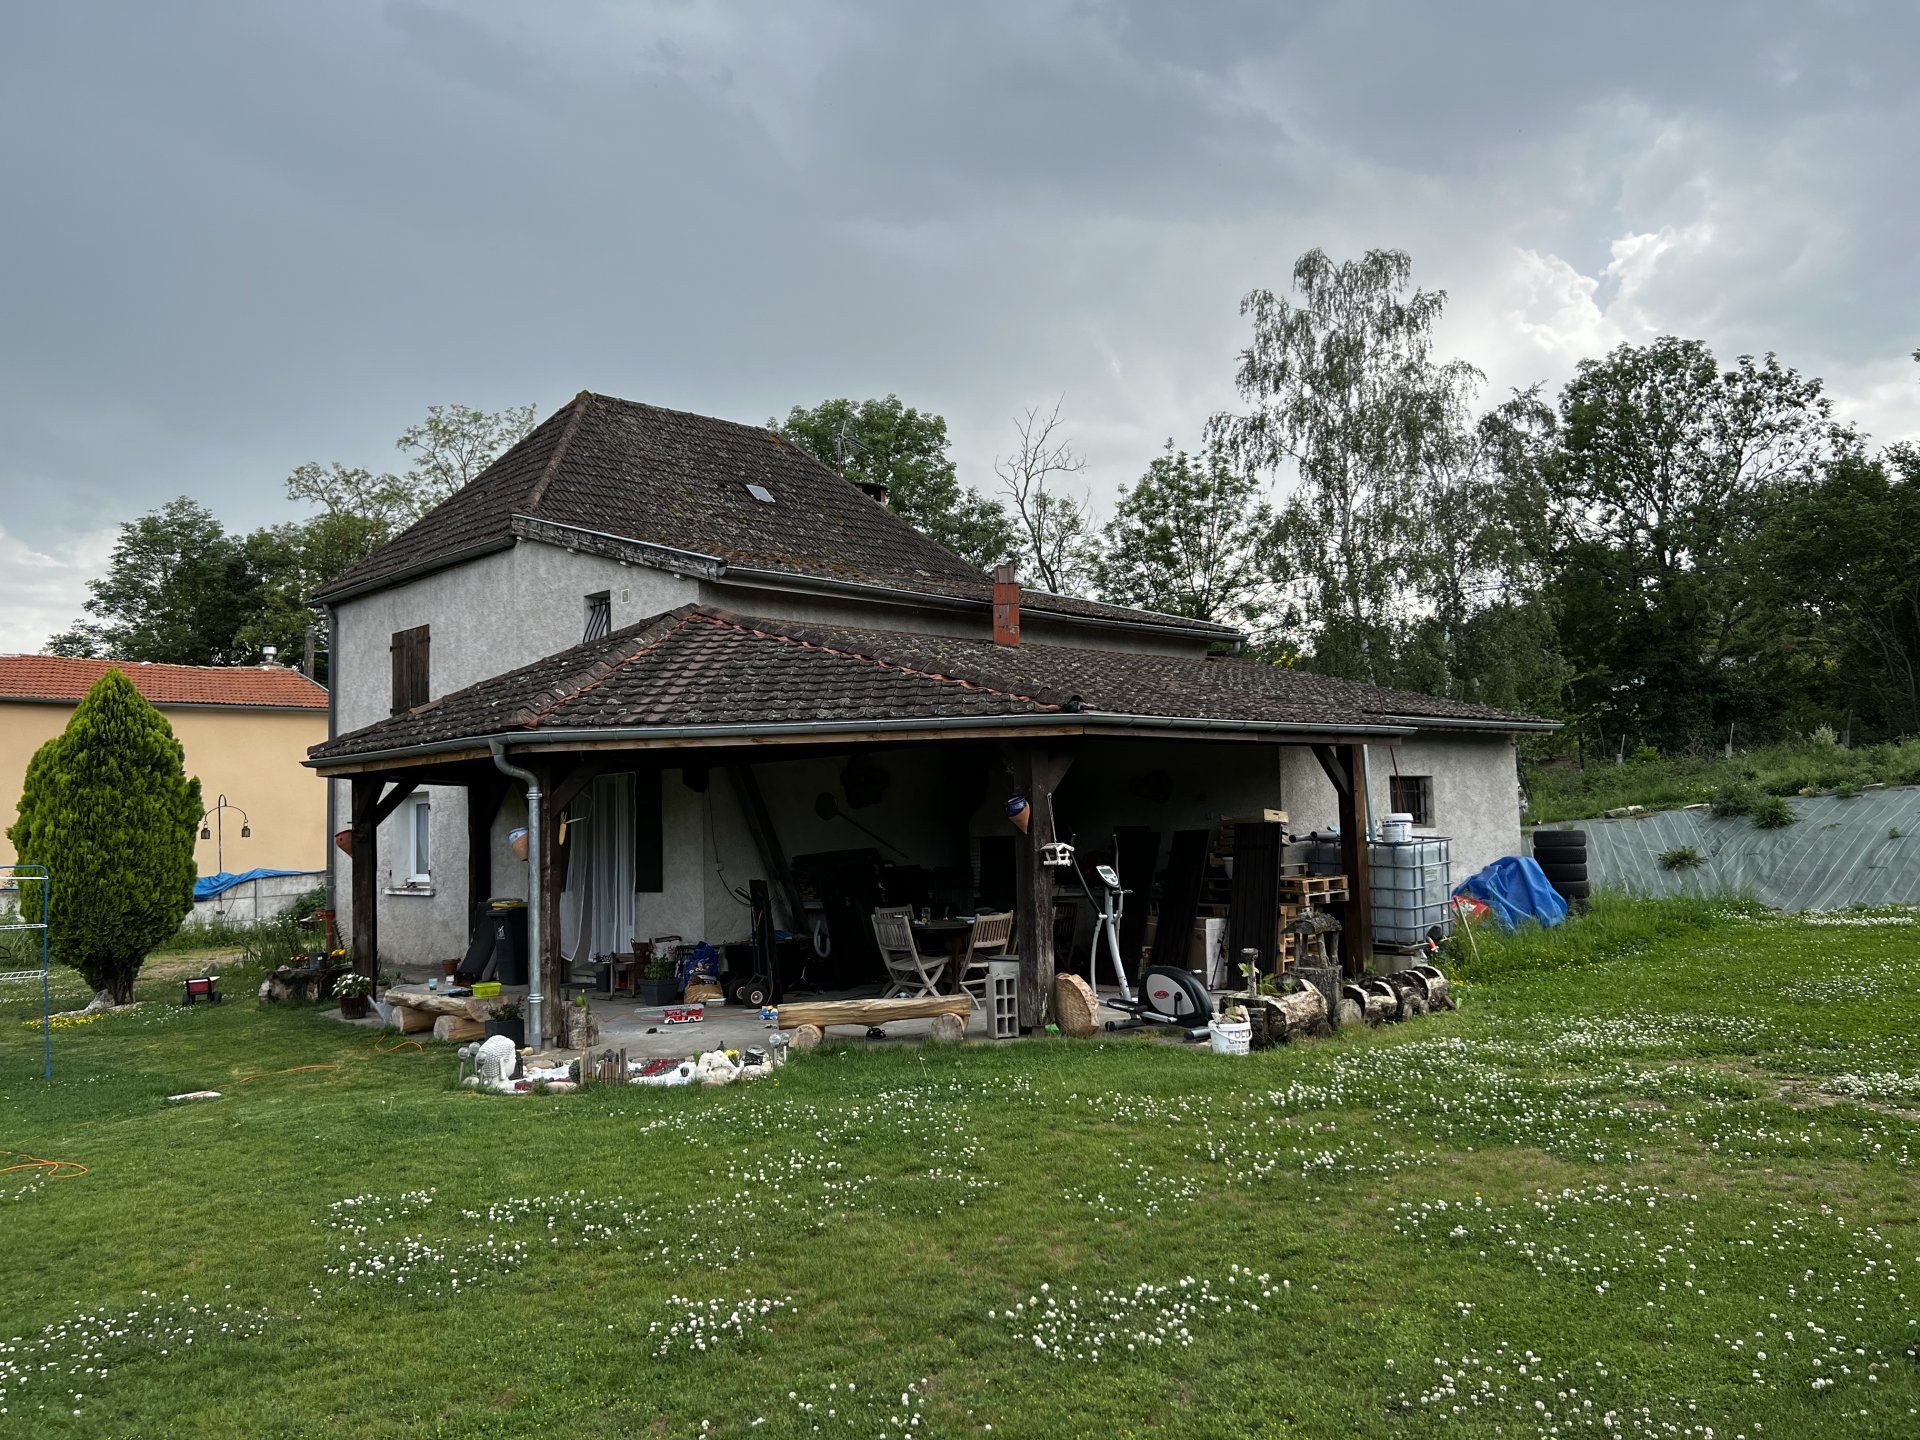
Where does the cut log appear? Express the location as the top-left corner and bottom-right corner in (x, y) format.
(1410, 963), (1454, 1010)
(788, 1024), (824, 1050)
(774, 994), (971, 1031)
(1364, 977), (1413, 1022)
(928, 1012), (967, 1043)
(1051, 974), (1099, 1037)
(1355, 980), (1398, 1025)
(1335, 997), (1365, 1029)
(431, 1014), (486, 1043)
(396, 1005), (436, 1034)
(382, 988), (490, 1020)
(1265, 984), (1329, 1041)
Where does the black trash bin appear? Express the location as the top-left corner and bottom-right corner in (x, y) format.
(487, 901), (529, 986)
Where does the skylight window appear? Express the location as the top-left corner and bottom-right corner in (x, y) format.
(745, 483), (775, 504)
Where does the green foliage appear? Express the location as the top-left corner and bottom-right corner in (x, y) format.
(6, 670), (201, 1003)
(1749, 794), (1797, 829)
(46, 498), (263, 664)
(1441, 890), (1745, 982)
(1211, 247), (1482, 684)
(1525, 738), (1920, 823)
(1548, 337), (1846, 752)
(1658, 846), (1705, 871)
(1092, 439), (1277, 635)
(776, 395), (1016, 570)
(286, 402), (537, 534)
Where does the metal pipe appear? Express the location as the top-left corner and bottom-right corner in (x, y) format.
(488, 740), (545, 1048)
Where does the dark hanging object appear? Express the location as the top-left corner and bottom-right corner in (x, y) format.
(840, 753), (890, 810)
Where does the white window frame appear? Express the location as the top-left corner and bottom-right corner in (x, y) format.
(405, 794), (432, 884)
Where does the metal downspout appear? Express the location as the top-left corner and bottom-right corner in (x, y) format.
(488, 741), (545, 1048)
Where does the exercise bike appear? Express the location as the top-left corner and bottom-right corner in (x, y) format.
(1066, 856), (1212, 1039)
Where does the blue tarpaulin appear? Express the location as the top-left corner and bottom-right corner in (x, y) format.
(193, 869), (312, 901)
(1454, 855), (1569, 930)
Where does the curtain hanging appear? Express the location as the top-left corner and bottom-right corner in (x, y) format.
(558, 773), (637, 964)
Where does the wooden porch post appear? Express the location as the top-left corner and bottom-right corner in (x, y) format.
(537, 761), (602, 1046)
(350, 777), (421, 980)
(1008, 743), (1075, 1031)
(1312, 741), (1374, 976)
(350, 777), (379, 980)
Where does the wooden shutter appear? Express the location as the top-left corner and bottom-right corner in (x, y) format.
(390, 625), (430, 714)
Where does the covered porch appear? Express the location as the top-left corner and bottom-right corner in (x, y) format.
(324, 722), (1386, 1049)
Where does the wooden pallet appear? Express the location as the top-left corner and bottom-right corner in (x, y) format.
(1279, 875), (1348, 903)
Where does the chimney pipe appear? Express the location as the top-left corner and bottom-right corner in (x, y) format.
(992, 563), (1021, 646)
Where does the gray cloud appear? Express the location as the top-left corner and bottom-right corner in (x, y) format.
(1, 0), (1915, 651)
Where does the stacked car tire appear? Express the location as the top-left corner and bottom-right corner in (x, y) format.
(1532, 828), (1589, 910)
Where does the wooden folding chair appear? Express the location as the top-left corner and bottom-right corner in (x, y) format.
(957, 911), (1014, 1009)
(871, 909), (945, 999)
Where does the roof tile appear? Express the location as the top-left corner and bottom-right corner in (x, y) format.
(0, 656), (328, 710)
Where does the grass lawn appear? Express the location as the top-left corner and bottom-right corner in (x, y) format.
(3, 898), (1918, 1438)
(1523, 737), (1920, 823)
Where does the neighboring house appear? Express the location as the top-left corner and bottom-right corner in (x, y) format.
(308, 391), (1553, 1040)
(0, 655), (330, 877)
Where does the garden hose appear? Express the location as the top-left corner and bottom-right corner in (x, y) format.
(0, 1149), (88, 1180)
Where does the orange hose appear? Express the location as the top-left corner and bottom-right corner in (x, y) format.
(0, 1149), (88, 1180)
(235, 1064), (340, 1084)
(373, 1035), (423, 1055)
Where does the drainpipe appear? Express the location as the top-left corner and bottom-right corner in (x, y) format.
(488, 740), (545, 1048)
(1359, 744), (1377, 841)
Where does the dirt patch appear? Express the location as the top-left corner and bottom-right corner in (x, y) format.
(1710, 1059), (1920, 1122)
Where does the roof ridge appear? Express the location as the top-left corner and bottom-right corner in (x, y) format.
(694, 609), (1064, 713)
(522, 390), (595, 514)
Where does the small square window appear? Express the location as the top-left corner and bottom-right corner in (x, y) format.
(1389, 775), (1434, 828)
(745, 483), (775, 504)
(407, 796), (432, 883)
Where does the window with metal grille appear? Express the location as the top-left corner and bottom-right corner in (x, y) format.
(1389, 774), (1434, 828)
(389, 625), (429, 714)
(583, 591), (612, 643)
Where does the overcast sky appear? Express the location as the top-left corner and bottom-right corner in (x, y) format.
(3, 1), (1916, 653)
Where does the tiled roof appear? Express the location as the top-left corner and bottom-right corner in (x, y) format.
(310, 391), (1235, 638)
(309, 605), (1548, 763)
(0, 655), (328, 710)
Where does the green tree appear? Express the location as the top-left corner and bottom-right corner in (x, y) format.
(1548, 337), (1847, 750)
(1093, 439), (1278, 636)
(1209, 248), (1482, 682)
(1760, 446), (1920, 740)
(775, 395), (1015, 569)
(46, 498), (261, 664)
(238, 511), (391, 680)
(8, 670), (201, 1004)
(286, 401), (537, 534)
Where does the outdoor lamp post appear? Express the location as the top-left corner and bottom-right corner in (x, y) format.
(197, 793), (251, 877)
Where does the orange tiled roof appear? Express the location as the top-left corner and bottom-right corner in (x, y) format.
(0, 655), (327, 710)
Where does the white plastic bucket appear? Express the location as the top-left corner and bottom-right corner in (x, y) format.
(1382, 813), (1414, 844)
(1208, 1019), (1252, 1056)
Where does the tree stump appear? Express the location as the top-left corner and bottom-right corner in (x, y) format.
(1335, 996), (1365, 1029)
(1263, 985), (1329, 1041)
(1409, 963), (1454, 1010)
(1051, 974), (1099, 1037)
(927, 1012), (967, 1043)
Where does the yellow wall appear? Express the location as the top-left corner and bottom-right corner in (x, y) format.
(0, 701), (329, 876)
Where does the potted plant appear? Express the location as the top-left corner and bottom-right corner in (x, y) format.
(638, 953), (680, 1006)
(335, 971), (375, 1020)
(485, 999), (525, 1048)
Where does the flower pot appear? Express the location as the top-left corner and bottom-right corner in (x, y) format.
(638, 977), (679, 1006)
(485, 1017), (526, 1047)
(440, 957), (460, 977)
(334, 828), (354, 855)
(339, 994), (371, 1021)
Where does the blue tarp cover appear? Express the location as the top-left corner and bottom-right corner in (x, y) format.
(1454, 855), (1569, 930)
(194, 869), (311, 901)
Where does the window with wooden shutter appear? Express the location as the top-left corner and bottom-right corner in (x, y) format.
(390, 625), (430, 714)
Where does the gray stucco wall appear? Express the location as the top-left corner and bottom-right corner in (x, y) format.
(1278, 733), (1522, 883)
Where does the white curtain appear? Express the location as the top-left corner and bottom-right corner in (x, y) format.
(559, 773), (637, 964)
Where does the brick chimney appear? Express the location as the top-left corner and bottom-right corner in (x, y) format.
(854, 478), (889, 507)
(992, 563), (1021, 646)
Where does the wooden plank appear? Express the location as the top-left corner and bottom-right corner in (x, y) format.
(466, 776), (503, 918)
(1226, 820), (1285, 981)
(1113, 825), (1158, 982)
(1148, 829), (1210, 972)
(1336, 741), (1372, 975)
(775, 994), (970, 1030)
(536, 763), (564, 1046)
